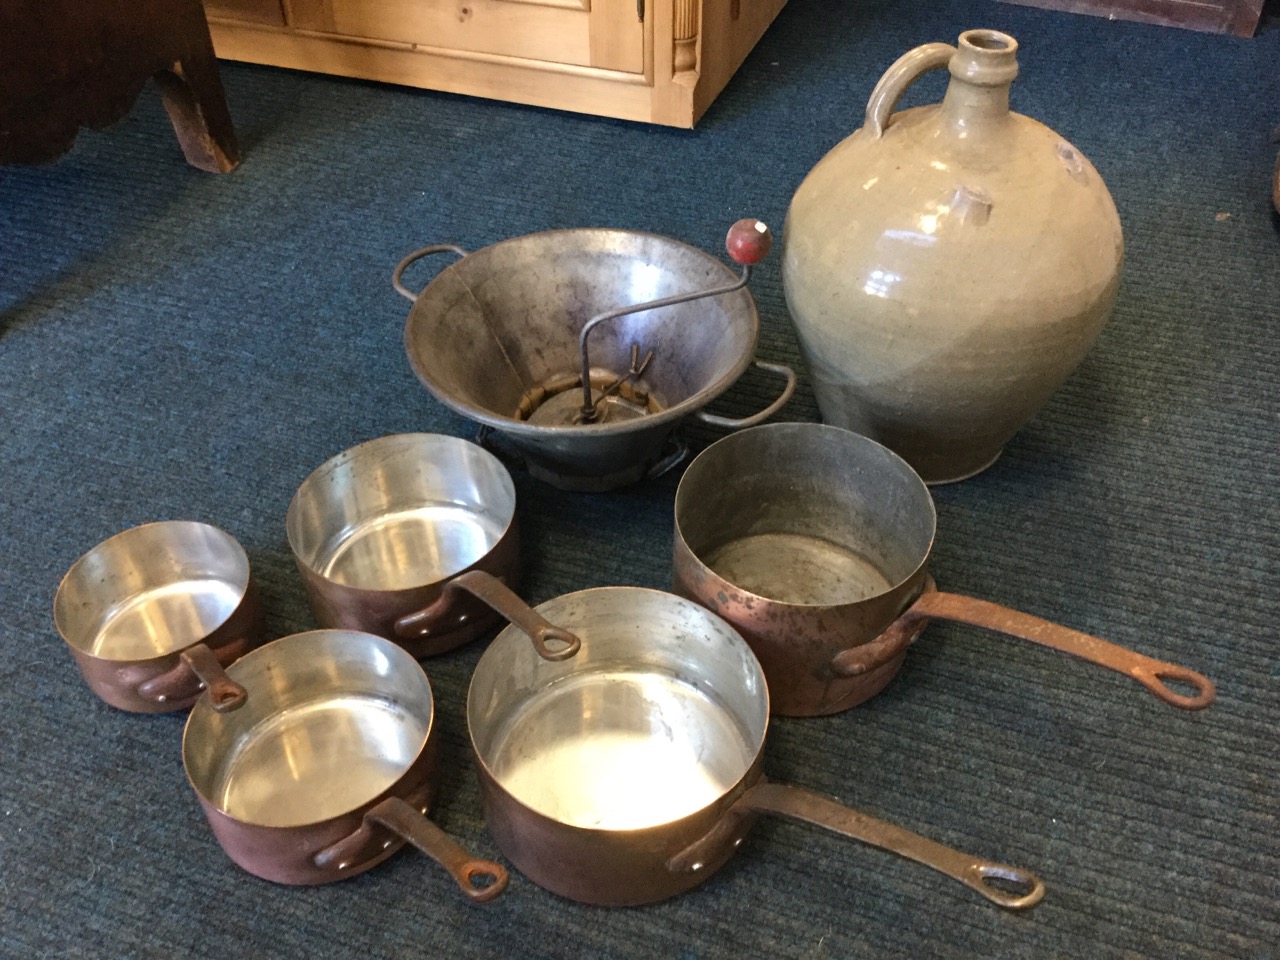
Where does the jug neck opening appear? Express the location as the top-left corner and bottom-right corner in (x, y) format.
(941, 29), (1018, 132)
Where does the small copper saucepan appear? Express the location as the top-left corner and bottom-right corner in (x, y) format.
(181, 628), (524, 898)
(286, 433), (519, 658)
(54, 521), (265, 713)
(447, 570), (1043, 909)
(672, 423), (1216, 717)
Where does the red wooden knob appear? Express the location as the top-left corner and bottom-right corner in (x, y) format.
(725, 219), (772, 265)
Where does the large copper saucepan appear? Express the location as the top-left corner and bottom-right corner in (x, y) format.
(673, 423), (1216, 716)
(446, 571), (1043, 909)
(181, 628), (515, 899)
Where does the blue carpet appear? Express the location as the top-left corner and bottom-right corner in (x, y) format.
(1, 0), (1277, 957)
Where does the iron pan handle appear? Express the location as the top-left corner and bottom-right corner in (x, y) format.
(902, 588), (1216, 709)
(831, 574), (941, 677)
(314, 796), (508, 902)
(138, 640), (249, 712)
(396, 570), (581, 662)
(832, 577), (1215, 709)
(668, 779), (1044, 911)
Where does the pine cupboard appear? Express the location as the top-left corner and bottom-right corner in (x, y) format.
(203, 0), (789, 127)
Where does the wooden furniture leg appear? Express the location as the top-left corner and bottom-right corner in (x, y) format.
(0, 0), (240, 172)
(153, 21), (242, 173)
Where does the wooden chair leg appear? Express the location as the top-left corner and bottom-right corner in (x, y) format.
(153, 0), (240, 174)
(154, 51), (241, 173)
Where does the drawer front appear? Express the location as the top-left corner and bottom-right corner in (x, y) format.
(290, 0), (645, 73)
(205, 0), (287, 26)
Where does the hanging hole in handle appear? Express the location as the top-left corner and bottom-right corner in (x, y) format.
(1136, 664), (1216, 710)
(975, 864), (1046, 910)
(210, 684), (248, 713)
(180, 644), (248, 713)
(460, 860), (510, 903)
(535, 627), (582, 662)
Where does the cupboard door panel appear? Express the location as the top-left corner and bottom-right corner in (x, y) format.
(587, 0), (644, 74)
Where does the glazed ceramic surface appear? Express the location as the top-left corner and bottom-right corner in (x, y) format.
(783, 29), (1124, 482)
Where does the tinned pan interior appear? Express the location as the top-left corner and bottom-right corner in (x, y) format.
(53, 520), (250, 661)
(405, 229), (761, 434)
(286, 433), (516, 593)
(468, 587), (769, 832)
(675, 424), (937, 606)
(183, 630), (434, 829)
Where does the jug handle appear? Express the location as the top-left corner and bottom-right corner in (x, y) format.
(903, 590), (1216, 710)
(392, 244), (470, 301)
(668, 779), (1045, 911)
(696, 361), (797, 430)
(864, 42), (956, 139)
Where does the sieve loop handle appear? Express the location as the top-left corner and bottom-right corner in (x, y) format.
(392, 244), (470, 301)
(695, 361), (797, 430)
(864, 42), (956, 138)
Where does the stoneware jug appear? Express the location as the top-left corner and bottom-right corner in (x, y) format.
(782, 29), (1123, 483)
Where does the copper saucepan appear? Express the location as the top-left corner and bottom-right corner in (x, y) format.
(672, 423), (1216, 717)
(286, 433), (520, 658)
(446, 571), (1043, 909)
(53, 521), (264, 713)
(181, 629), (513, 899)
